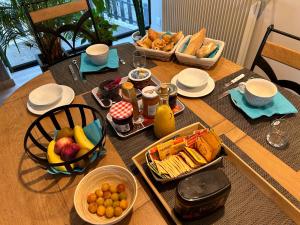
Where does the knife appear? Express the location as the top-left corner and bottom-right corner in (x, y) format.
(224, 74), (245, 87)
(68, 64), (78, 81)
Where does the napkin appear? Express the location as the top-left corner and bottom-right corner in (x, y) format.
(79, 49), (119, 73)
(48, 119), (105, 174)
(229, 88), (298, 119)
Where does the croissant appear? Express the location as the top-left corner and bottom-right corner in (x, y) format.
(163, 42), (174, 51)
(162, 34), (172, 44)
(152, 39), (166, 50)
(137, 37), (153, 49)
(196, 42), (217, 58)
(171, 31), (183, 44)
(148, 28), (160, 41)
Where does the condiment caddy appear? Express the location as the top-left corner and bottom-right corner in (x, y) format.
(92, 76), (185, 138)
(106, 98), (185, 138)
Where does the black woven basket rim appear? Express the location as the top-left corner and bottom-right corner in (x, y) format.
(23, 104), (106, 171)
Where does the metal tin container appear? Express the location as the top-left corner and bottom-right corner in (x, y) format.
(175, 169), (231, 220)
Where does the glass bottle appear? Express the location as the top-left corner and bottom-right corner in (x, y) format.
(154, 83), (176, 138)
(121, 82), (144, 124)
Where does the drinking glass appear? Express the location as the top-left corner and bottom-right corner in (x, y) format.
(266, 119), (289, 148)
(132, 50), (146, 68)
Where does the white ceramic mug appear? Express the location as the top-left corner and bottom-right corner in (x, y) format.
(238, 78), (277, 107)
(86, 44), (109, 65)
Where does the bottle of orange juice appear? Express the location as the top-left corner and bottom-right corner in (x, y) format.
(154, 83), (175, 138)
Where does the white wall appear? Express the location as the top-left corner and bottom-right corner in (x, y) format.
(244, 0), (300, 84)
(150, 0), (162, 31)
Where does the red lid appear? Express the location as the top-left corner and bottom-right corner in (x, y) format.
(109, 101), (133, 120)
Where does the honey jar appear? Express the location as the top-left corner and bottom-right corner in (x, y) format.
(142, 86), (159, 118)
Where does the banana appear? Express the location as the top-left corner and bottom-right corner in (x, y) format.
(74, 125), (95, 150)
(47, 140), (73, 171)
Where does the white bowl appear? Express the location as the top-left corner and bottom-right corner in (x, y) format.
(86, 44), (109, 65)
(239, 78), (278, 107)
(28, 83), (63, 107)
(177, 68), (209, 89)
(74, 165), (138, 225)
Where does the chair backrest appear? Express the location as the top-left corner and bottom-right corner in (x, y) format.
(24, 0), (100, 67)
(251, 24), (300, 95)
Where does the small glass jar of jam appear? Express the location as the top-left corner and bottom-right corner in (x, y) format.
(109, 101), (133, 133)
(142, 86), (159, 118)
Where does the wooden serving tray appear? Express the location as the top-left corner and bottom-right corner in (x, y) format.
(132, 122), (300, 224)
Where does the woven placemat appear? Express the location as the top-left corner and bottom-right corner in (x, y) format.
(142, 155), (294, 225)
(50, 43), (157, 95)
(202, 68), (300, 171)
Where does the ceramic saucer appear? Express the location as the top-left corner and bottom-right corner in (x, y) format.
(27, 85), (75, 115)
(171, 73), (215, 98)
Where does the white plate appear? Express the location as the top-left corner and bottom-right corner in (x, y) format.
(29, 83), (63, 106)
(177, 68), (209, 88)
(171, 73), (215, 98)
(27, 85), (75, 115)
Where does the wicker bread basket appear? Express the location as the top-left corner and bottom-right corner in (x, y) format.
(175, 35), (225, 69)
(135, 31), (184, 61)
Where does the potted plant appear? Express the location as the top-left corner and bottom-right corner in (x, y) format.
(0, 0), (117, 69)
(132, 0), (146, 41)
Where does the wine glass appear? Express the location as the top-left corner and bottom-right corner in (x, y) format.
(130, 50), (146, 124)
(132, 50), (146, 68)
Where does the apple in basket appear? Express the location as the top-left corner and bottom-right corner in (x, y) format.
(54, 137), (74, 154)
(61, 143), (80, 161)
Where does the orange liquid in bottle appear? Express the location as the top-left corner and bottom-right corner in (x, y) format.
(154, 84), (175, 138)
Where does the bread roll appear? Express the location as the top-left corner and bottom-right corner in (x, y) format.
(184, 28), (206, 55)
(196, 42), (217, 58)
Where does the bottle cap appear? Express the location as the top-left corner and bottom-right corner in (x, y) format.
(160, 83), (168, 95)
(122, 82), (134, 90)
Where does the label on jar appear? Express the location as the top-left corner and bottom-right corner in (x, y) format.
(115, 123), (131, 133)
(148, 103), (159, 117)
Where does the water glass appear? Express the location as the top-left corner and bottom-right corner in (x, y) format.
(266, 119), (289, 148)
(132, 50), (146, 68)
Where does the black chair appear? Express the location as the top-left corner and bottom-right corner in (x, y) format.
(251, 24), (300, 95)
(23, 0), (102, 71)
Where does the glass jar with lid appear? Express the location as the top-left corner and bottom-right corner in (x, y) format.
(141, 86), (159, 118)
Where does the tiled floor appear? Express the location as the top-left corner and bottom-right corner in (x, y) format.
(0, 66), (42, 105)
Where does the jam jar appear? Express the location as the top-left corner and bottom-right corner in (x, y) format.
(109, 101), (133, 133)
(142, 86), (159, 118)
(175, 169), (231, 220)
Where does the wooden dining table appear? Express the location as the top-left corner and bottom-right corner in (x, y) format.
(0, 49), (299, 225)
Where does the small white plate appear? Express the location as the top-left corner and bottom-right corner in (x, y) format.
(27, 85), (75, 115)
(29, 83), (63, 106)
(171, 73), (215, 98)
(177, 68), (209, 88)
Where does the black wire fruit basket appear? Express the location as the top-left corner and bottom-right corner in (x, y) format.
(24, 104), (106, 175)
